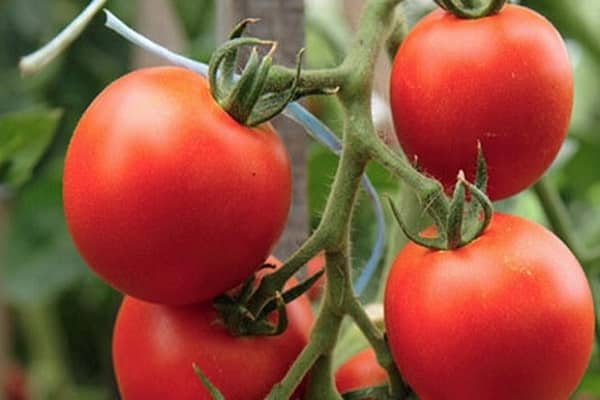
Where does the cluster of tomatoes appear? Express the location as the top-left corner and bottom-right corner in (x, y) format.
(61, 66), (381, 400)
(384, 4), (595, 400)
(62, 67), (313, 399)
(60, 2), (596, 400)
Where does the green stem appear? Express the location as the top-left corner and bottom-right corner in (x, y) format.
(265, 65), (346, 94)
(533, 178), (599, 265)
(305, 355), (343, 400)
(366, 136), (449, 229)
(18, 302), (78, 399)
(247, 229), (326, 316)
(301, 249), (353, 399)
(267, 271), (345, 399)
(345, 296), (409, 398)
(385, 9), (406, 61)
(256, 1), (440, 398)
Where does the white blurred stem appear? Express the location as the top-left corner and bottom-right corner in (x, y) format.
(19, 0), (107, 77)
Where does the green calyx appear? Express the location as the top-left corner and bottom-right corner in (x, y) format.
(389, 144), (494, 251)
(208, 19), (304, 126)
(434, 0), (507, 19)
(213, 261), (324, 337)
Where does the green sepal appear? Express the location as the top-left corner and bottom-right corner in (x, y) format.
(386, 195), (447, 250)
(193, 364), (225, 400)
(221, 47), (273, 124)
(257, 267), (325, 319)
(446, 171), (467, 249)
(208, 37), (272, 106)
(433, 0), (450, 10)
(475, 141), (488, 192)
(461, 175), (494, 243)
(246, 48), (305, 126)
(247, 292), (288, 336)
(219, 19), (261, 96)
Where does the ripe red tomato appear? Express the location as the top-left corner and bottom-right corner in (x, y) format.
(384, 213), (594, 400)
(63, 67), (291, 304)
(113, 284), (313, 399)
(4, 365), (27, 400)
(335, 348), (387, 395)
(390, 5), (573, 200)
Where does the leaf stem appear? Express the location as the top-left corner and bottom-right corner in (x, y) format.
(533, 178), (600, 265)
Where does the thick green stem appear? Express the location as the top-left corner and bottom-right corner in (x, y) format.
(259, 1), (436, 398)
(267, 253), (347, 399)
(265, 65), (346, 95)
(366, 137), (449, 229)
(266, 112), (368, 398)
(386, 9), (406, 61)
(346, 296), (409, 397)
(305, 355), (343, 400)
(267, 306), (343, 399)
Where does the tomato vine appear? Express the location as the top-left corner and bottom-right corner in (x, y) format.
(17, 0), (598, 399)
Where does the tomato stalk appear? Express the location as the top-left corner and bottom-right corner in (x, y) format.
(266, 0), (422, 396)
(534, 178), (600, 266)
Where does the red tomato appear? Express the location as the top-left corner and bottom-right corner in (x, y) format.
(113, 289), (313, 399)
(335, 348), (387, 394)
(390, 5), (573, 200)
(63, 67), (291, 304)
(4, 365), (27, 400)
(384, 213), (594, 400)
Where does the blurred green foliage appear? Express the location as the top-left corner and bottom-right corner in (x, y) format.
(1, 0), (599, 399)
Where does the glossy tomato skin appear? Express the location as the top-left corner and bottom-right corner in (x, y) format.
(63, 67), (291, 304)
(335, 348), (387, 395)
(384, 213), (594, 400)
(113, 290), (312, 400)
(390, 5), (573, 200)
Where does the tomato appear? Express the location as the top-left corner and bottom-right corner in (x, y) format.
(389, 5), (573, 200)
(4, 365), (27, 400)
(63, 67), (291, 304)
(384, 213), (594, 400)
(335, 348), (387, 395)
(113, 277), (313, 400)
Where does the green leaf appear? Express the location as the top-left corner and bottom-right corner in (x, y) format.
(2, 158), (88, 305)
(0, 109), (62, 190)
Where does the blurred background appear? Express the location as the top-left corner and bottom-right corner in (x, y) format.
(1, 0), (599, 399)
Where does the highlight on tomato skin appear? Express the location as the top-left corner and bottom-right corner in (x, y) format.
(384, 213), (595, 400)
(63, 66), (292, 305)
(335, 348), (387, 395)
(390, 4), (573, 200)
